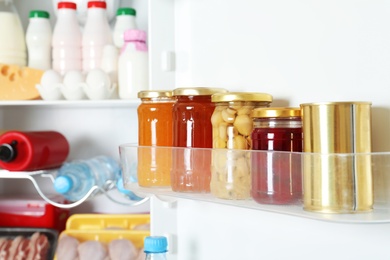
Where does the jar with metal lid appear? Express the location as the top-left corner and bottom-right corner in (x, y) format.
(250, 107), (302, 205)
(210, 92), (273, 200)
(171, 87), (228, 193)
(137, 90), (175, 187)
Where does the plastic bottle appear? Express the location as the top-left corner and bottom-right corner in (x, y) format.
(82, 1), (113, 72)
(52, 2), (82, 75)
(26, 10), (52, 70)
(144, 236), (168, 260)
(53, 156), (121, 202)
(0, 131), (69, 171)
(113, 7), (137, 49)
(118, 29), (149, 99)
(0, 0), (26, 66)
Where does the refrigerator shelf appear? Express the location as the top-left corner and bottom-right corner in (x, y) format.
(0, 99), (140, 108)
(120, 144), (390, 224)
(0, 169), (149, 209)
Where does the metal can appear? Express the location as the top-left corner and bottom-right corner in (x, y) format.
(250, 107), (303, 204)
(300, 101), (373, 213)
(210, 92), (273, 199)
(171, 87), (228, 192)
(137, 90), (175, 187)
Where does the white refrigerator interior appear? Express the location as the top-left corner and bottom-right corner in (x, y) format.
(2, 0), (390, 259)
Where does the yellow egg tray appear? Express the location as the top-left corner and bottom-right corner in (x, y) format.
(55, 214), (150, 259)
(65, 213), (150, 231)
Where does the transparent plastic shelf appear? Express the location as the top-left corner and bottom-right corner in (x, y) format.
(120, 144), (390, 224)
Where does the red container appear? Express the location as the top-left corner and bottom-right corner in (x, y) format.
(0, 195), (69, 232)
(0, 131), (69, 171)
(171, 87), (227, 193)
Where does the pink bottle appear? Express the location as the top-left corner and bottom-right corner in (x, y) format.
(82, 1), (113, 72)
(52, 2), (82, 75)
(0, 131), (70, 171)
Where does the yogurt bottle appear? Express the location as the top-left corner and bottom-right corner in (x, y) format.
(26, 10), (52, 70)
(82, 1), (113, 72)
(52, 2), (82, 75)
(113, 7), (137, 49)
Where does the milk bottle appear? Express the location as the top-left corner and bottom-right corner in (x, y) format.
(118, 29), (149, 99)
(0, 0), (26, 66)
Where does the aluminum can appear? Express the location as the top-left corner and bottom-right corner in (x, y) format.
(300, 101), (373, 213)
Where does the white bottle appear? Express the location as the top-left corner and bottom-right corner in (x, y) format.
(113, 7), (137, 49)
(52, 2), (82, 75)
(26, 10), (52, 70)
(82, 1), (113, 72)
(118, 29), (149, 99)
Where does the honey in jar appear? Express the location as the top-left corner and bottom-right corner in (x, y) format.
(210, 92), (272, 200)
(171, 87), (228, 192)
(137, 90), (175, 187)
(251, 107), (303, 205)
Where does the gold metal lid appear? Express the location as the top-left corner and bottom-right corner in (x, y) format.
(211, 92), (273, 102)
(300, 101), (372, 107)
(138, 90), (173, 99)
(251, 107), (301, 118)
(172, 87), (228, 96)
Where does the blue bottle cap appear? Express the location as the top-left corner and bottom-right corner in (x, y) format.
(144, 236), (168, 253)
(54, 175), (73, 194)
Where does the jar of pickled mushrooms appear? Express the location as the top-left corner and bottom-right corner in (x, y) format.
(210, 92), (272, 199)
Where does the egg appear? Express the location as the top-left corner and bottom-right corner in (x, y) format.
(40, 70), (62, 88)
(86, 68), (111, 88)
(84, 69), (113, 100)
(63, 70), (85, 89)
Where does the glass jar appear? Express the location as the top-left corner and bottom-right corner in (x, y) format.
(210, 92), (273, 200)
(137, 90), (175, 187)
(251, 107), (302, 205)
(171, 87), (228, 193)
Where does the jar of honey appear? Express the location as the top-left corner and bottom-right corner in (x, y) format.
(137, 90), (175, 187)
(250, 107), (302, 204)
(210, 92), (272, 200)
(171, 87), (227, 192)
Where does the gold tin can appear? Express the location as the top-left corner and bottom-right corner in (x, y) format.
(300, 101), (373, 213)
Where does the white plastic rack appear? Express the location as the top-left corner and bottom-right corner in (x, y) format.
(0, 169), (149, 209)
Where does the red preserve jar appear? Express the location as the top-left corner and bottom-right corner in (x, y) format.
(171, 87), (227, 192)
(250, 108), (302, 204)
(0, 130), (69, 171)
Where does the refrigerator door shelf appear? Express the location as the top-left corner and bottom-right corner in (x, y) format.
(120, 144), (390, 224)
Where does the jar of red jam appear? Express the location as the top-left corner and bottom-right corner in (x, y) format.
(137, 90), (175, 187)
(250, 107), (302, 205)
(210, 92), (272, 200)
(171, 87), (227, 193)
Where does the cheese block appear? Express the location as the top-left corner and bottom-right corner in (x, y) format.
(0, 64), (44, 100)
